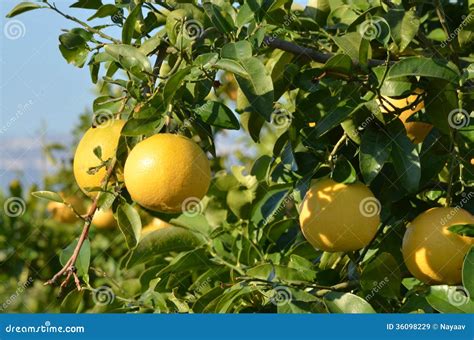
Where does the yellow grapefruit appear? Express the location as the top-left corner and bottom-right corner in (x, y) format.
(73, 119), (125, 197)
(299, 178), (380, 252)
(378, 89), (432, 144)
(402, 207), (474, 284)
(124, 134), (211, 213)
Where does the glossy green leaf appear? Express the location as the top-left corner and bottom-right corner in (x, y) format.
(116, 203), (142, 249)
(6, 2), (44, 18)
(221, 41), (253, 60)
(360, 128), (392, 184)
(126, 226), (203, 268)
(388, 122), (421, 193)
(387, 57), (460, 83)
(60, 290), (84, 313)
(426, 285), (474, 313)
(32, 191), (63, 203)
(122, 5), (141, 44)
(59, 239), (91, 277)
(360, 253), (401, 299)
(386, 9), (420, 52)
(195, 101), (239, 130)
(234, 57), (274, 121)
(324, 292), (376, 313)
(463, 246), (474, 296)
(448, 224), (474, 237)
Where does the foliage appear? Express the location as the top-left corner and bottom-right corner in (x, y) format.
(2, 0), (474, 313)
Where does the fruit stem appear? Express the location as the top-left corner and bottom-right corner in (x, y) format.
(328, 133), (347, 169)
(44, 157), (118, 290)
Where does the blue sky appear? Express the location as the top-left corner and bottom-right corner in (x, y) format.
(0, 0), (116, 138)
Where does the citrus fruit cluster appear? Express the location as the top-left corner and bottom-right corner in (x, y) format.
(72, 119), (211, 216)
(299, 178), (473, 285)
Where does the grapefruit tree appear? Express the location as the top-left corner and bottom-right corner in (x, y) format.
(2, 0), (474, 313)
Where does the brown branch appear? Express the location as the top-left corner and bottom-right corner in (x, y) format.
(263, 36), (389, 68)
(45, 157), (118, 289)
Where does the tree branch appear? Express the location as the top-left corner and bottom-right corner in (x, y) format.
(45, 1), (121, 44)
(263, 36), (389, 68)
(45, 157), (118, 289)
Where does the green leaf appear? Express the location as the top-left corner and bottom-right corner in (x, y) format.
(71, 0), (102, 9)
(388, 121), (420, 193)
(126, 226), (203, 268)
(87, 4), (118, 21)
(31, 191), (63, 203)
(59, 32), (86, 50)
(426, 285), (474, 313)
(359, 128), (392, 184)
(6, 2), (44, 18)
(214, 58), (248, 77)
(251, 185), (292, 227)
(324, 292), (376, 313)
(221, 41), (253, 60)
(163, 67), (192, 105)
(203, 2), (235, 34)
(332, 157), (357, 184)
(104, 44), (151, 78)
(116, 203), (142, 249)
(386, 9), (420, 52)
(158, 248), (211, 276)
(60, 290), (84, 313)
(59, 239), (91, 277)
(463, 247), (474, 297)
(246, 264), (316, 284)
(235, 57), (274, 121)
(195, 101), (239, 130)
(59, 44), (89, 68)
(360, 253), (401, 299)
(387, 57), (460, 84)
(448, 224), (474, 237)
(122, 5), (141, 44)
(121, 117), (163, 136)
(324, 54), (352, 74)
(314, 102), (364, 138)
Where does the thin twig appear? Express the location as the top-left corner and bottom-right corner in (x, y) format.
(44, 1), (121, 44)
